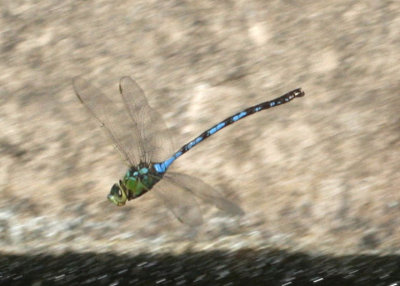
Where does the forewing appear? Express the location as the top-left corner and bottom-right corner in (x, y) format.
(165, 172), (244, 217)
(119, 77), (174, 163)
(151, 174), (203, 226)
(73, 77), (142, 166)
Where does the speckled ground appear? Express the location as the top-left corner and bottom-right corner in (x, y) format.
(1, 250), (400, 285)
(0, 0), (399, 283)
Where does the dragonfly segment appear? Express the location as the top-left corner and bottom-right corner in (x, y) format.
(154, 88), (304, 173)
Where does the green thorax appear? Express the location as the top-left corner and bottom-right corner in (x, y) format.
(122, 162), (163, 200)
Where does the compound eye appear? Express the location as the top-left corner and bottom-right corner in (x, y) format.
(108, 183), (127, 206)
(110, 184), (121, 196)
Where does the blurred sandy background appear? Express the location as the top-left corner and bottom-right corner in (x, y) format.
(0, 0), (399, 256)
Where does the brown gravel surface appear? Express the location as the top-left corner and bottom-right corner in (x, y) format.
(0, 1), (399, 257)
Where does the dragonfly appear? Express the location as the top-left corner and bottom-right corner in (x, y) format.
(73, 76), (305, 226)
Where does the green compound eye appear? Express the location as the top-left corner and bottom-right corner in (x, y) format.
(107, 183), (127, 206)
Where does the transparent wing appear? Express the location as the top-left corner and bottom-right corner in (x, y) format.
(165, 172), (245, 217)
(73, 77), (144, 166)
(119, 77), (174, 163)
(151, 172), (244, 226)
(152, 174), (203, 226)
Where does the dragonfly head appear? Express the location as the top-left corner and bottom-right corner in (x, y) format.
(107, 180), (128, 206)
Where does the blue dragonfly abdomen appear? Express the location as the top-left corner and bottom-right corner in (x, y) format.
(154, 88), (304, 173)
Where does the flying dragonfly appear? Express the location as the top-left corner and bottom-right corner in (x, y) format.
(73, 76), (304, 226)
